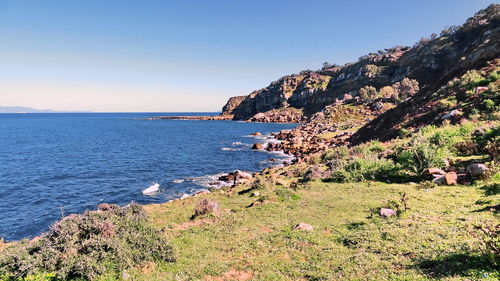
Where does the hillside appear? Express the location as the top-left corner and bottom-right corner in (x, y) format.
(1, 4), (499, 281)
(221, 4), (499, 124)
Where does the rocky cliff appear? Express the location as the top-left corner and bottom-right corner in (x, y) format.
(221, 4), (500, 122)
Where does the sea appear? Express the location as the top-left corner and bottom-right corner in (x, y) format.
(0, 113), (297, 241)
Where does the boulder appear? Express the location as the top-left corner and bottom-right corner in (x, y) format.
(252, 143), (264, 150)
(371, 101), (384, 111)
(250, 132), (262, 136)
(466, 163), (489, 177)
(380, 208), (397, 218)
(426, 168), (446, 176)
(445, 172), (458, 185)
(275, 178), (287, 186)
(236, 170), (253, 180)
(432, 175), (445, 185)
(302, 165), (329, 181)
(193, 190), (211, 197)
(293, 223), (314, 231)
(442, 109), (462, 120)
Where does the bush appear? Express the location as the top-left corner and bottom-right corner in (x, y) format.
(329, 153), (400, 182)
(0, 204), (175, 280)
(322, 146), (350, 162)
(421, 123), (475, 152)
(438, 98), (457, 110)
(379, 86), (395, 98)
(474, 126), (500, 160)
(461, 70), (486, 89)
(359, 86), (378, 100)
(392, 78), (419, 100)
(275, 188), (301, 202)
(395, 133), (450, 174)
(192, 199), (220, 219)
(484, 99), (496, 112)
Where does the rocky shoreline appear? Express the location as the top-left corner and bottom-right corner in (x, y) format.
(145, 115), (233, 121)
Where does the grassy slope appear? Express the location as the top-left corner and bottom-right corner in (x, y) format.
(130, 174), (499, 280)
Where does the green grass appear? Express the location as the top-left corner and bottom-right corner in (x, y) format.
(129, 174), (499, 280)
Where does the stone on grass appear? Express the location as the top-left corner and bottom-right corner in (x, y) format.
(466, 163), (489, 178)
(426, 168), (446, 177)
(293, 223), (314, 231)
(445, 172), (458, 185)
(380, 208), (397, 218)
(250, 191), (260, 197)
(303, 165), (329, 181)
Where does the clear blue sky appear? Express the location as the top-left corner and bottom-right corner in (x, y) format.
(0, 0), (494, 112)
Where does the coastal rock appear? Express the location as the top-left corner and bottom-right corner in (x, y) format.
(250, 132), (262, 136)
(432, 175), (446, 185)
(252, 143), (264, 150)
(445, 172), (458, 185)
(97, 203), (118, 211)
(426, 168), (446, 179)
(275, 178), (287, 186)
(380, 208), (397, 218)
(293, 223), (314, 231)
(193, 190), (211, 197)
(303, 165), (329, 181)
(236, 170), (253, 180)
(466, 163), (489, 177)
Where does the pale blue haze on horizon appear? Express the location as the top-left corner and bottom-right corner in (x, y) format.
(0, 0), (495, 112)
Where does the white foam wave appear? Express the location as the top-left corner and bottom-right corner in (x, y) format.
(172, 179), (184, 184)
(222, 147), (242, 151)
(188, 173), (233, 189)
(142, 183), (160, 195)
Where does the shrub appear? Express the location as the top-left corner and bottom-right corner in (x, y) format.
(393, 78), (419, 100)
(484, 99), (496, 112)
(366, 141), (385, 153)
(421, 123), (475, 152)
(192, 199), (220, 219)
(275, 188), (301, 202)
(322, 146), (350, 162)
(474, 126), (500, 160)
(438, 97), (457, 110)
(395, 134), (450, 174)
(0, 204), (175, 280)
(461, 70), (486, 89)
(384, 192), (410, 215)
(379, 86), (395, 98)
(359, 86), (378, 100)
(329, 154), (400, 182)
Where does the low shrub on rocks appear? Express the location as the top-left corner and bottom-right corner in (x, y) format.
(0, 203), (175, 280)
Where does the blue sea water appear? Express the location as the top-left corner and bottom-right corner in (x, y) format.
(0, 113), (296, 241)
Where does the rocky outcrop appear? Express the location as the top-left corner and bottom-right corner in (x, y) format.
(266, 101), (392, 160)
(221, 96), (246, 117)
(248, 108), (305, 123)
(222, 4), (500, 123)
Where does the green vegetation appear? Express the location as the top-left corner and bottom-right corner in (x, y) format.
(0, 204), (175, 281)
(130, 178), (499, 280)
